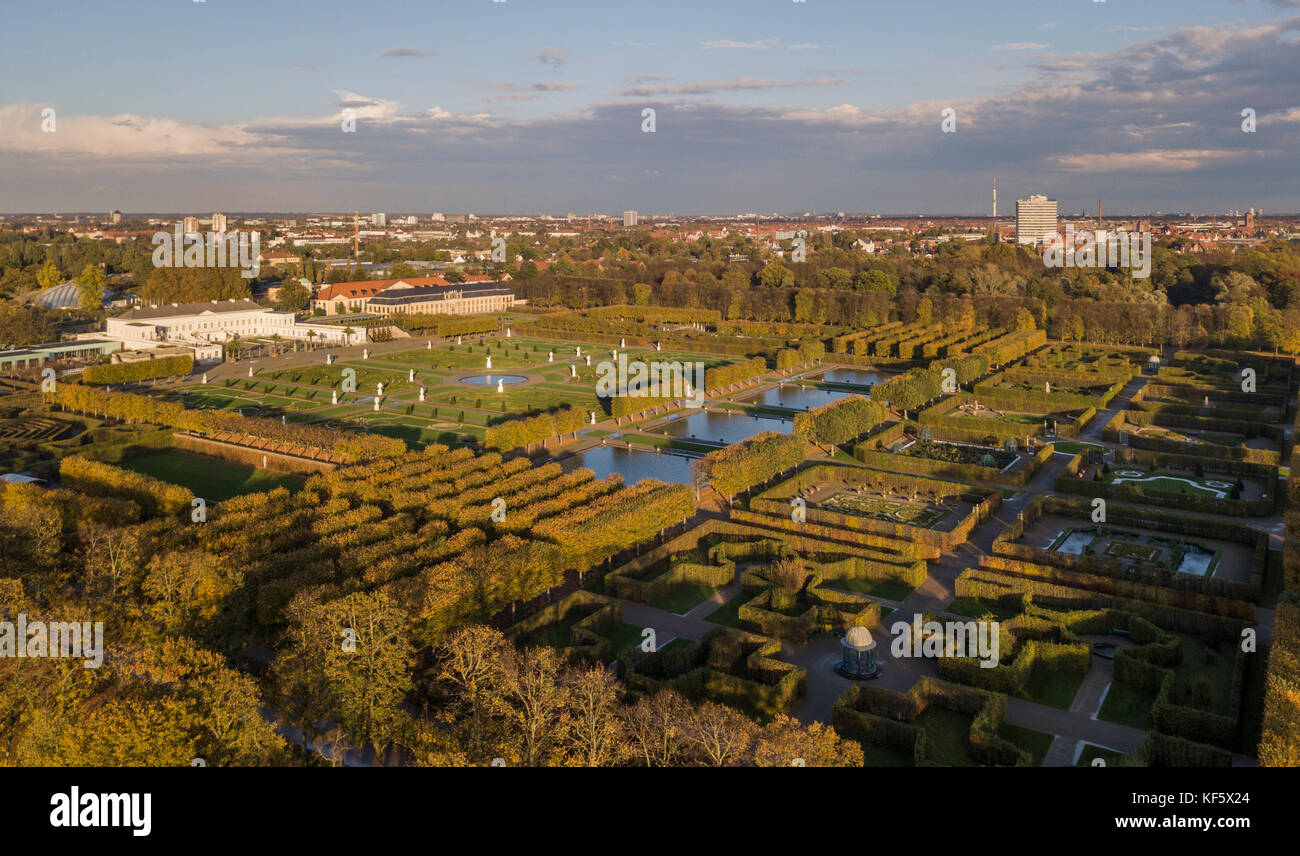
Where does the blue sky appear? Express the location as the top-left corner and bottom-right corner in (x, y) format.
(1, 0), (1298, 214)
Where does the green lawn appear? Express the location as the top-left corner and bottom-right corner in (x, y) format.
(862, 744), (914, 767)
(1076, 744), (1125, 767)
(1018, 666), (1085, 711)
(830, 576), (916, 603)
(704, 592), (750, 628)
(916, 707), (976, 766)
(1097, 680), (1157, 730)
(999, 723), (1053, 765)
(117, 448), (305, 501)
(649, 583), (720, 615)
(604, 622), (650, 659)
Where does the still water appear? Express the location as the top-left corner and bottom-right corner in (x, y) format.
(820, 368), (891, 387)
(747, 385), (853, 411)
(661, 410), (793, 444)
(559, 444), (695, 485)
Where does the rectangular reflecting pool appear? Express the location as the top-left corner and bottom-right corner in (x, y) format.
(820, 368), (892, 387)
(745, 384), (854, 411)
(660, 410), (793, 445)
(559, 444), (695, 485)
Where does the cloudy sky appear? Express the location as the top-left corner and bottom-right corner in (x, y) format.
(1, 0), (1298, 215)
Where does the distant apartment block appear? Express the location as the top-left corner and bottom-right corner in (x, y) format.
(211, 212), (228, 233)
(1016, 195), (1058, 245)
(182, 216), (201, 235)
(624, 210), (638, 227)
(371, 212), (387, 227)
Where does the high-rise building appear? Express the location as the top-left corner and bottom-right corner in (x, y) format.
(211, 212), (228, 233)
(110, 210), (122, 225)
(1015, 195), (1058, 245)
(371, 212), (387, 227)
(623, 210), (638, 227)
(182, 216), (201, 235)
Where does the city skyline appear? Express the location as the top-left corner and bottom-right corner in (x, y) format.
(1, 0), (1298, 214)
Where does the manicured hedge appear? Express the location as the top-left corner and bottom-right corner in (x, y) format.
(698, 430), (806, 500)
(793, 395), (889, 448)
(59, 455), (193, 517)
(483, 404), (586, 451)
(618, 626), (806, 717)
(83, 355), (193, 385)
(992, 494), (1266, 603)
(51, 384), (406, 463)
(832, 676), (1031, 767)
(1259, 602), (1300, 766)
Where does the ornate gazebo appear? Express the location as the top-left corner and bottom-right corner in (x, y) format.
(836, 625), (882, 680)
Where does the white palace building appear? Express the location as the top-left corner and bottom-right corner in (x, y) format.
(103, 299), (350, 359)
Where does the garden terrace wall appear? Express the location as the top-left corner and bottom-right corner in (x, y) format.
(915, 394), (1044, 441)
(971, 373), (1126, 412)
(992, 494), (1266, 602)
(1053, 449), (1280, 517)
(956, 565), (1252, 639)
(1110, 416), (1282, 466)
(1121, 404), (1287, 446)
(748, 463), (1002, 552)
(853, 437), (1053, 488)
(728, 508), (933, 561)
(1134, 382), (1288, 419)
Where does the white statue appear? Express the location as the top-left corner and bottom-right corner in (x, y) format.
(201, 373), (208, 384)
(457, 336), (462, 345)
(570, 364), (577, 378)
(419, 386), (426, 402)
(248, 366), (254, 377)
(506, 328), (512, 338)
(496, 378), (504, 394)
(409, 368), (415, 382)
(363, 348), (369, 360)
(590, 411), (597, 425)
(656, 341), (662, 352)
(377, 382), (384, 397)
(548, 351), (554, 362)
(1045, 381), (1051, 394)
(332, 390), (338, 405)
(427, 340), (432, 349)
(486, 355), (492, 369)
(620, 338), (626, 348)
(585, 354), (591, 366)
(373, 397), (380, 411)
(575, 346), (582, 357)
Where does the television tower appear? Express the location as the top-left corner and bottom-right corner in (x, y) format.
(991, 177), (997, 237)
(353, 211), (359, 259)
